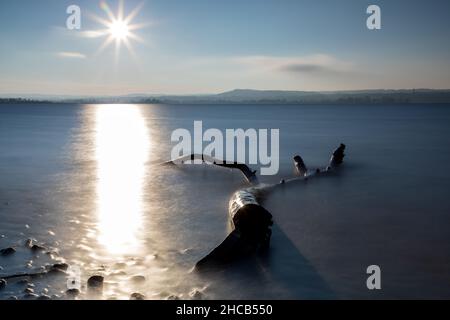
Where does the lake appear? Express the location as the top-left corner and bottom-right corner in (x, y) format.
(1, 103), (449, 299)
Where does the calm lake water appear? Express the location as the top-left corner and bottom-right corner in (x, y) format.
(0, 103), (450, 299)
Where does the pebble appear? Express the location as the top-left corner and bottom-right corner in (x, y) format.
(66, 288), (80, 297)
(0, 247), (16, 256)
(87, 275), (104, 289)
(179, 248), (193, 255)
(25, 239), (33, 248)
(51, 263), (69, 272)
(131, 275), (146, 283)
(8, 296), (18, 300)
(114, 262), (127, 268)
(24, 293), (39, 299)
(37, 294), (52, 300)
(166, 294), (180, 300)
(189, 289), (204, 300)
(46, 252), (57, 259)
(130, 292), (145, 300)
(24, 287), (35, 294)
(48, 263), (69, 275)
(0, 279), (6, 290)
(31, 244), (46, 252)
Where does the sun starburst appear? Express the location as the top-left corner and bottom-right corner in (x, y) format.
(87, 0), (147, 61)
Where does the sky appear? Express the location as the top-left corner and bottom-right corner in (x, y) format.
(0, 0), (450, 96)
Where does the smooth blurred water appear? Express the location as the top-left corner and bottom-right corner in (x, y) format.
(0, 103), (449, 299)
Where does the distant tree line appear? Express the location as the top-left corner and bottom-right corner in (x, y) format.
(0, 98), (55, 104)
(2, 90), (450, 105)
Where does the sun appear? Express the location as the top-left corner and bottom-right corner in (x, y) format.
(109, 20), (130, 40)
(87, 0), (147, 60)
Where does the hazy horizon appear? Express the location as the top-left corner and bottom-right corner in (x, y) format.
(2, 88), (450, 100)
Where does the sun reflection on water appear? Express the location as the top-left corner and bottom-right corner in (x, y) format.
(95, 105), (149, 255)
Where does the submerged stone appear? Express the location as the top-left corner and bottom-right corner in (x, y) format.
(130, 292), (145, 300)
(17, 278), (29, 285)
(24, 293), (39, 299)
(87, 275), (104, 289)
(31, 244), (46, 252)
(0, 279), (6, 290)
(189, 289), (204, 300)
(0, 247), (16, 256)
(131, 275), (146, 283)
(51, 263), (69, 272)
(25, 239), (33, 248)
(24, 287), (34, 294)
(66, 288), (80, 297)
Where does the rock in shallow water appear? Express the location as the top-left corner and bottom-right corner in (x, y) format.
(0, 247), (16, 256)
(0, 279), (6, 290)
(130, 293), (145, 300)
(87, 275), (104, 289)
(17, 278), (29, 285)
(130, 275), (146, 283)
(51, 263), (69, 272)
(25, 239), (33, 248)
(37, 294), (52, 300)
(113, 262), (127, 269)
(24, 287), (34, 294)
(24, 293), (39, 299)
(31, 244), (46, 252)
(66, 288), (80, 297)
(189, 289), (204, 300)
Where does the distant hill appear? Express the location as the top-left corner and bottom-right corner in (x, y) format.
(211, 89), (450, 104)
(2, 89), (450, 105)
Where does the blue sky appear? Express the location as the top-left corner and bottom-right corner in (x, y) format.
(0, 0), (449, 95)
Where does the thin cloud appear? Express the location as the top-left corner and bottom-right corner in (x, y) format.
(78, 30), (108, 38)
(233, 54), (355, 75)
(56, 52), (87, 59)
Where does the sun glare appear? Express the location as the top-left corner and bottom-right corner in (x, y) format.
(109, 20), (130, 40)
(95, 105), (150, 255)
(87, 0), (147, 60)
